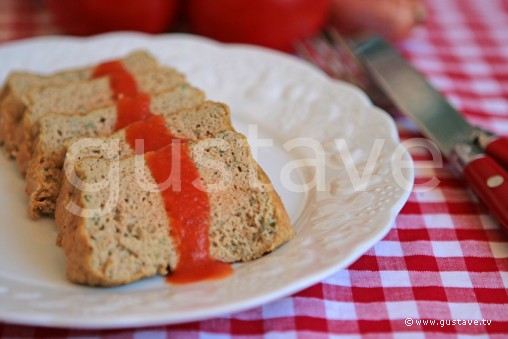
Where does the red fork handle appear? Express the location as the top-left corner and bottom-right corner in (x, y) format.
(485, 137), (508, 170)
(464, 156), (508, 234)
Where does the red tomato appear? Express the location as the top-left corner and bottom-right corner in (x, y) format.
(44, 0), (180, 35)
(186, 0), (331, 52)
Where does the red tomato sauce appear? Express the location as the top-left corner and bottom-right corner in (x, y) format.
(115, 93), (152, 130)
(95, 59), (232, 283)
(145, 143), (233, 284)
(125, 115), (174, 154)
(92, 60), (138, 98)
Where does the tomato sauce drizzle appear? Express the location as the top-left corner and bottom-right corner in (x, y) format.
(125, 115), (174, 154)
(124, 116), (233, 284)
(144, 143), (233, 284)
(115, 93), (152, 130)
(92, 60), (151, 131)
(94, 59), (231, 283)
(92, 60), (138, 98)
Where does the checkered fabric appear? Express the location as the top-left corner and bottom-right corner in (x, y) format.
(0, 0), (58, 41)
(1, 0), (507, 337)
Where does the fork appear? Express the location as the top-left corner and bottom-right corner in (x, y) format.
(294, 28), (393, 110)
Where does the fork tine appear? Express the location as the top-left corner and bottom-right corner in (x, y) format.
(295, 28), (393, 109)
(296, 32), (366, 88)
(326, 28), (393, 107)
(326, 28), (370, 83)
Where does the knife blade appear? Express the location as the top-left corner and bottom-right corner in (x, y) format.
(355, 38), (473, 157)
(354, 36), (508, 234)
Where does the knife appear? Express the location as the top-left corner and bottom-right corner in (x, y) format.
(354, 36), (508, 234)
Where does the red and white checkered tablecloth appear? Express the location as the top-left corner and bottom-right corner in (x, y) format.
(1, 0), (507, 337)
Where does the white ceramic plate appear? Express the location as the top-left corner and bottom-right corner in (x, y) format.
(0, 33), (413, 329)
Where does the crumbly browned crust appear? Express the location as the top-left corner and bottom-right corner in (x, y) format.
(55, 131), (294, 286)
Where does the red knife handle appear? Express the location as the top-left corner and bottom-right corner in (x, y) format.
(485, 137), (508, 169)
(463, 156), (508, 234)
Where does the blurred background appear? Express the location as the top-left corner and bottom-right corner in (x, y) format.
(0, 0), (426, 51)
